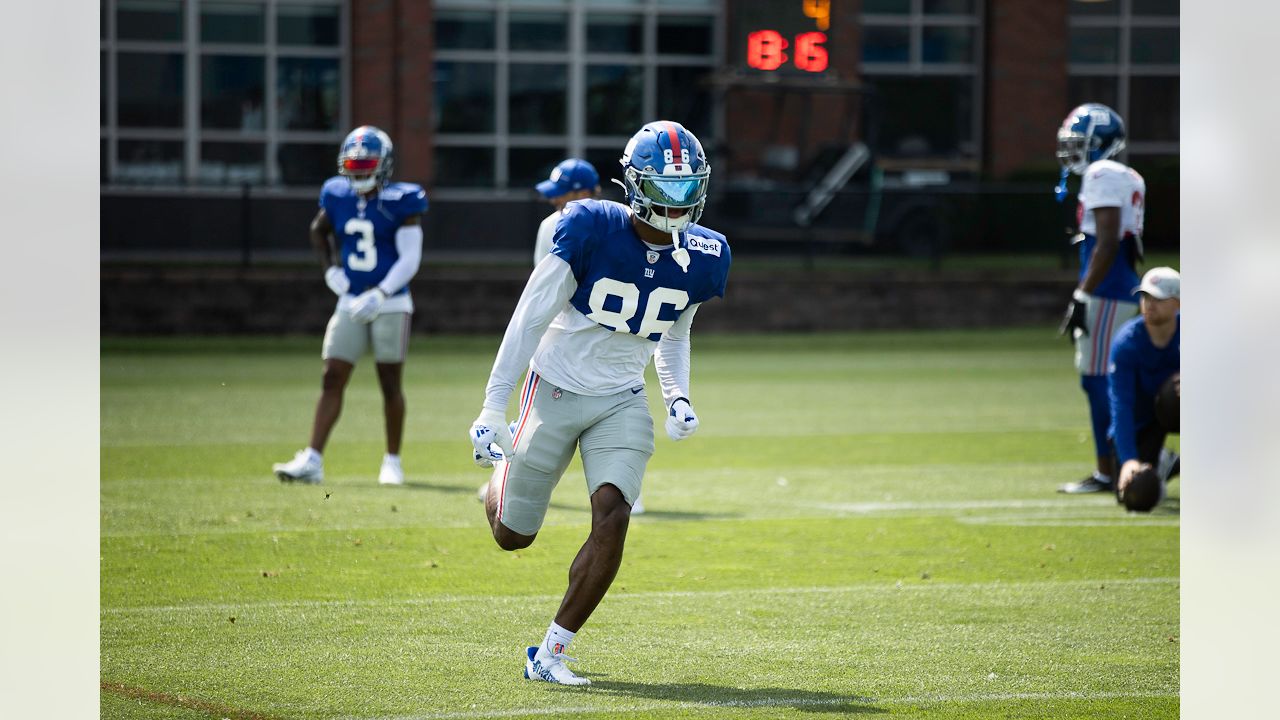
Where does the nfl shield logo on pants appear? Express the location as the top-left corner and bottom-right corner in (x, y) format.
(646, 250), (659, 264)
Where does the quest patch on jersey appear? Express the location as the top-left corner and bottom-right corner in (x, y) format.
(686, 236), (721, 257)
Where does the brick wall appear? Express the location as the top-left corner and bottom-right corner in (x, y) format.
(101, 266), (1075, 335)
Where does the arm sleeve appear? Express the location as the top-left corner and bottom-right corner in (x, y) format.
(533, 213), (556, 266)
(483, 255), (578, 412)
(1109, 341), (1140, 464)
(654, 304), (700, 407)
(377, 224), (423, 294)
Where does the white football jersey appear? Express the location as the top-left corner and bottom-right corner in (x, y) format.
(1076, 159), (1145, 239)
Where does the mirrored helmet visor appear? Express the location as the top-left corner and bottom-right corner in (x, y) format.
(637, 175), (708, 207)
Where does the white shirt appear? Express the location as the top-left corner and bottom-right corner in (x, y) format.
(482, 254), (697, 413)
(533, 210), (560, 265)
(1077, 159), (1146, 239)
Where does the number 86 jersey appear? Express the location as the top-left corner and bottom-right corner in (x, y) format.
(319, 176), (429, 297)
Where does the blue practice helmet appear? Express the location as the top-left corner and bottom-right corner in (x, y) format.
(617, 121), (711, 234)
(1056, 103), (1126, 176)
(337, 125), (394, 193)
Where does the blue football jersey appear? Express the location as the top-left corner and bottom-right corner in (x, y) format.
(551, 200), (730, 341)
(1076, 233), (1142, 301)
(319, 177), (428, 295)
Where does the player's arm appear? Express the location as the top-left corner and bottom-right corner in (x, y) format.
(470, 255), (577, 461)
(1108, 341), (1143, 488)
(310, 209), (337, 270)
(374, 214), (424, 296)
(655, 305), (701, 441)
(1079, 206), (1120, 294)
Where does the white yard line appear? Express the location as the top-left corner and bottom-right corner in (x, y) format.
(102, 576), (1178, 616)
(352, 690), (1178, 720)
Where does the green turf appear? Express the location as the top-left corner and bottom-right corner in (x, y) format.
(101, 328), (1179, 719)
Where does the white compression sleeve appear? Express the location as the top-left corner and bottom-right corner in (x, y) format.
(377, 224), (424, 294)
(655, 303), (699, 407)
(482, 255), (578, 412)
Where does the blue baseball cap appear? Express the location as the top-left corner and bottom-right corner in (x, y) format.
(535, 158), (599, 198)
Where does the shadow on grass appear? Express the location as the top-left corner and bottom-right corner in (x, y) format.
(632, 509), (741, 521)
(582, 680), (885, 714)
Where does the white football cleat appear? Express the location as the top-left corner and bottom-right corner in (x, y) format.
(379, 455), (404, 486)
(523, 646), (590, 686)
(273, 449), (323, 484)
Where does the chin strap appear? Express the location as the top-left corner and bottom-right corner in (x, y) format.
(1054, 167), (1070, 203)
(671, 229), (690, 273)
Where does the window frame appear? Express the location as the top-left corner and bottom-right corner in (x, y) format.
(433, 0), (722, 193)
(102, 0), (349, 190)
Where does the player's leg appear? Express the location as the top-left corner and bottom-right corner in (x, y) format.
(490, 373), (577, 551)
(523, 391), (651, 686)
(274, 311), (364, 483)
(371, 312), (412, 485)
(1060, 297), (1137, 493)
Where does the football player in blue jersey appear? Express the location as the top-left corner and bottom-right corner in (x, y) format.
(1110, 267), (1180, 507)
(1053, 104), (1149, 495)
(468, 121), (730, 685)
(273, 126), (428, 487)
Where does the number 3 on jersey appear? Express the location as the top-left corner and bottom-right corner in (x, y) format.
(345, 218), (377, 271)
(587, 278), (689, 340)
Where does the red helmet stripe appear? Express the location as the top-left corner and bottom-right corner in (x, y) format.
(663, 122), (683, 164)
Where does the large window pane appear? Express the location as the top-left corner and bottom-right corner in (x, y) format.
(434, 147), (494, 188)
(862, 25), (910, 63)
(922, 26), (974, 63)
(873, 76), (974, 157)
(1131, 27), (1178, 64)
(510, 12), (567, 52)
(657, 16), (713, 56)
(199, 142), (266, 185)
(1069, 0), (1120, 16)
(434, 62), (495, 133)
(586, 64), (642, 136)
(201, 2), (265, 44)
(510, 64), (568, 135)
(1067, 75), (1119, 112)
(1068, 26), (1120, 64)
(1129, 76), (1179, 142)
(278, 143), (334, 186)
(117, 139), (183, 184)
(277, 58), (340, 130)
(436, 10), (496, 51)
(117, 0), (183, 42)
(863, 0), (911, 14)
(924, 0), (975, 13)
(202, 55), (265, 130)
(510, 147), (568, 190)
(657, 66), (713, 142)
(117, 53), (184, 127)
(587, 14), (642, 54)
(1132, 0), (1180, 16)
(278, 4), (339, 46)
(585, 147), (625, 200)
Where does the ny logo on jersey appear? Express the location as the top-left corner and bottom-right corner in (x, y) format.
(644, 268), (655, 279)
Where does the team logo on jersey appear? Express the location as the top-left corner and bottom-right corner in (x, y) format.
(686, 236), (721, 257)
(552, 388), (563, 400)
(646, 250), (659, 264)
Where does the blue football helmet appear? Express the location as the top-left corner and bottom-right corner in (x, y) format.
(1056, 103), (1126, 176)
(618, 121), (711, 234)
(337, 125), (394, 193)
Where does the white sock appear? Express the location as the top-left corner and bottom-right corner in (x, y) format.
(384, 453), (400, 465)
(305, 447), (322, 463)
(538, 622), (576, 658)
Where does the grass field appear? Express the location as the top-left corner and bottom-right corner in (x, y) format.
(101, 329), (1179, 719)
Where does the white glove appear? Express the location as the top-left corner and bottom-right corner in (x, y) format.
(349, 287), (386, 323)
(325, 266), (350, 296)
(470, 408), (514, 467)
(665, 398), (699, 441)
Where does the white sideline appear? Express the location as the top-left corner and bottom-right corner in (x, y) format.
(352, 690), (1178, 720)
(103, 576), (1178, 615)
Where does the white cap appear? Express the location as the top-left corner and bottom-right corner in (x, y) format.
(1133, 266), (1180, 300)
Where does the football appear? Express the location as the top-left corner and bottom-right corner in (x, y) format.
(1120, 465), (1165, 512)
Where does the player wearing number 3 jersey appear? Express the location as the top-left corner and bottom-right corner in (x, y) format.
(469, 121), (730, 686)
(273, 126), (427, 487)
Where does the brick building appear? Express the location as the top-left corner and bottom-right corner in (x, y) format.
(100, 0), (1178, 259)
